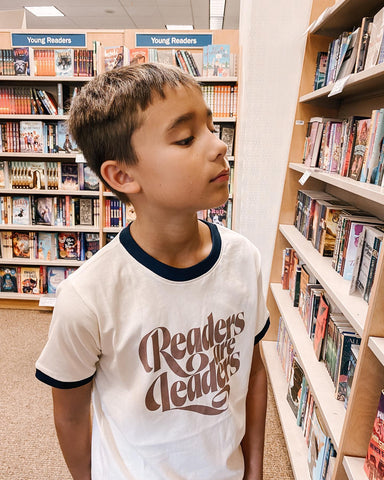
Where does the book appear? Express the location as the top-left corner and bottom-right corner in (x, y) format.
(82, 233), (100, 260)
(47, 266), (66, 294)
(0, 265), (18, 292)
(12, 231), (32, 259)
(104, 46), (127, 71)
(314, 51), (328, 90)
(61, 163), (79, 190)
(364, 390), (384, 479)
(19, 266), (40, 294)
(79, 198), (93, 225)
(54, 49), (74, 76)
(204, 44), (230, 77)
(221, 126), (235, 156)
(364, 6), (384, 70)
(344, 344), (360, 408)
(35, 197), (53, 225)
(12, 196), (31, 225)
(19, 121), (44, 153)
(0, 231), (13, 259)
(37, 232), (58, 261)
(355, 17), (374, 73)
(286, 356), (305, 419)
(313, 294), (329, 360)
(207, 202), (229, 227)
(336, 28), (360, 80)
(81, 164), (99, 191)
(56, 121), (77, 153)
(129, 48), (148, 65)
(334, 325), (361, 401)
(307, 405), (331, 480)
(349, 118), (372, 181)
(58, 232), (80, 260)
(13, 47), (30, 76)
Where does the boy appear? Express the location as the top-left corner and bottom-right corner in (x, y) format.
(36, 63), (270, 480)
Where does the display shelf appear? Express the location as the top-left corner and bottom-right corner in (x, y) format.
(0, 225), (99, 232)
(261, 340), (311, 480)
(0, 75), (91, 83)
(197, 76), (237, 83)
(309, 0), (383, 36)
(0, 152), (77, 159)
(213, 117), (237, 122)
(0, 291), (44, 300)
(289, 163), (384, 205)
(343, 456), (367, 480)
(278, 224), (367, 335)
(368, 337), (384, 367)
(0, 114), (68, 121)
(270, 283), (346, 449)
(0, 188), (99, 197)
(0, 258), (84, 267)
(299, 62), (384, 104)
(103, 227), (121, 233)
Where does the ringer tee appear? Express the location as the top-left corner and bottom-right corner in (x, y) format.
(36, 222), (269, 480)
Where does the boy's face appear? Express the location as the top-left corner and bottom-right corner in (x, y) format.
(128, 85), (229, 214)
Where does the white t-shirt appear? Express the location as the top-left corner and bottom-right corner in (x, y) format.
(36, 222), (269, 480)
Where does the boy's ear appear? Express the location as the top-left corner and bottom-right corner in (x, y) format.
(100, 160), (141, 195)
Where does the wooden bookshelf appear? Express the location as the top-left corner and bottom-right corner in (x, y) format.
(265, 0), (384, 479)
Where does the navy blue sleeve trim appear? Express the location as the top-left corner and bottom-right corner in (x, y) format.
(254, 317), (270, 345)
(35, 369), (95, 389)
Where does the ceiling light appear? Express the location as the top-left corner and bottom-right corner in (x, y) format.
(24, 6), (64, 17)
(210, 16), (223, 30)
(166, 25), (194, 30)
(209, 0), (225, 30)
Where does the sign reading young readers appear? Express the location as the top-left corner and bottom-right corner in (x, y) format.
(12, 33), (86, 48)
(136, 33), (213, 49)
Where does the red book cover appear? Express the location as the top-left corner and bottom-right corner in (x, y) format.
(364, 390), (384, 479)
(313, 294), (329, 360)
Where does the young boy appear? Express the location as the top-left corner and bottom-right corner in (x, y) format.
(36, 63), (270, 480)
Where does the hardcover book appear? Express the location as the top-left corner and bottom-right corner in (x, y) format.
(82, 164), (99, 191)
(204, 44), (230, 77)
(37, 232), (58, 261)
(54, 49), (74, 76)
(313, 294), (329, 360)
(307, 406), (331, 480)
(79, 198), (93, 225)
(104, 46), (127, 71)
(129, 48), (148, 65)
(35, 197), (53, 225)
(58, 232), (80, 260)
(13, 47), (30, 76)
(61, 163), (79, 190)
(349, 118), (372, 181)
(12, 196), (31, 225)
(12, 231), (32, 258)
(364, 390), (384, 479)
(286, 356), (305, 419)
(19, 266), (40, 294)
(47, 266), (66, 294)
(19, 121), (43, 153)
(0, 266), (18, 292)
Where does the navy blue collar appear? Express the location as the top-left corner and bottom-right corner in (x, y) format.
(119, 221), (221, 281)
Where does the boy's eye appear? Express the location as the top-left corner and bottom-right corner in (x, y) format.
(176, 136), (194, 146)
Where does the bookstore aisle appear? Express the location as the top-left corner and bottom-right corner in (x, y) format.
(0, 309), (294, 480)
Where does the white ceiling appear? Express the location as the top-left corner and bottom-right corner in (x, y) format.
(0, 0), (239, 30)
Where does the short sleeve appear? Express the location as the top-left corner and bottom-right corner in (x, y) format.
(35, 279), (101, 387)
(253, 248), (270, 345)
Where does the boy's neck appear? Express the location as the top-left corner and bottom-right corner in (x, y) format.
(129, 214), (213, 269)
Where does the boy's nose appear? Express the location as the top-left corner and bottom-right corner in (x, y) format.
(210, 135), (228, 162)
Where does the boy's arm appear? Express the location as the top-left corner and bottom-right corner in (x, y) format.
(241, 343), (268, 480)
(52, 381), (93, 480)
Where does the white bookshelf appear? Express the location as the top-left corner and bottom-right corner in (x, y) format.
(261, 341), (311, 480)
(289, 163), (384, 205)
(279, 224), (368, 335)
(0, 152), (77, 159)
(270, 283), (346, 449)
(0, 188), (99, 197)
(368, 337), (384, 367)
(0, 258), (84, 267)
(0, 114), (68, 121)
(343, 456), (367, 480)
(0, 225), (98, 232)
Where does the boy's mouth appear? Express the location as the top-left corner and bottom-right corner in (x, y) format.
(210, 169), (230, 183)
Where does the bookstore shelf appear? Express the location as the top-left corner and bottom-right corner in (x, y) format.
(0, 114), (68, 121)
(0, 291), (46, 300)
(299, 62), (384, 104)
(309, 0), (384, 37)
(103, 227), (121, 233)
(342, 456), (366, 480)
(278, 225), (367, 336)
(0, 76), (90, 83)
(270, 283), (346, 449)
(0, 225), (99, 232)
(289, 163), (384, 205)
(1, 258), (84, 267)
(0, 152), (77, 159)
(261, 340), (312, 480)
(0, 189), (99, 197)
(368, 337), (384, 367)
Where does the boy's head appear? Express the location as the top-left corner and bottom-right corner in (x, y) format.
(68, 63), (201, 202)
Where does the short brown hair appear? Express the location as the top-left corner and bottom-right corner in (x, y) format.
(68, 63), (200, 202)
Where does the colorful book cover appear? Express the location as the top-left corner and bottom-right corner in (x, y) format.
(82, 165), (99, 191)
(47, 266), (66, 294)
(19, 266), (40, 294)
(313, 294), (329, 360)
(13, 47), (30, 76)
(0, 266), (18, 292)
(0, 162), (5, 188)
(129, 48), (148, 65)
(56, 121), (77, 153)
(79, 198), (93, 225)
(61, 163), (79, 190)
(58, 232), (80, 260)
(349, 118), (371, 180)
(54, 49), (74, 76)
(364, 390), (384, 479)
(37, 232), (58, 261)
(35, 197), (53, 225)
(12, 231), (31, 258)
(19, 121), (44, 153)
(335, 329), (361, 401)
(286, 356), (305, 420)
(307, 406), (331, 480)
(104, 46), (125, 71)
(83, 233), (100, 260)
(12, 196), (30, 225)
(206, 44), (230, 77)
(207, 202), (229, 227)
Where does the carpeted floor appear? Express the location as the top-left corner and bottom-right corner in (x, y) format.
(0, 308), (294, 480)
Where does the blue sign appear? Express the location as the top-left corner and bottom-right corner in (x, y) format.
(136, 33), (213, 49)
(12, 33), (86, 47)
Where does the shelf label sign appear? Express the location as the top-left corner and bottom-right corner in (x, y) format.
(136, 33), (213, 48)
(12, 33), (87, 47)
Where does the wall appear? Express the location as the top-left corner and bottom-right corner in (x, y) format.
(234, 0), (312, 293)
